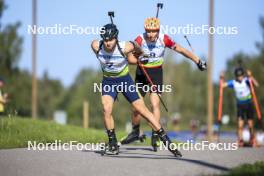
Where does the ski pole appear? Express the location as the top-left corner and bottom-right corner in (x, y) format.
(217, 73), (224, 142)
(156, 3), (163, 18)
(217, 73), (224, 123)
(248, 77), (262, 127)
(184, 35), (195, 53)
(184, 35), (207, 68)
(137, 60), (168, 112)
(108, 11), (114, 24)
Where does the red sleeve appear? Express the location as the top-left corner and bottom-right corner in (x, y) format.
(163, 34), (176, 48)
(134, 35), (143, 46)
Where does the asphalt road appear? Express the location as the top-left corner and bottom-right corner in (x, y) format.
(1, 146), (264, 176)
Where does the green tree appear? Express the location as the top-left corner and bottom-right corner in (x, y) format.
(0, 1), (65, 118)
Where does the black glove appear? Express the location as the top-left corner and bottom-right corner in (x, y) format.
(197, 60), (207, 71)
(138, 56), (149, 64)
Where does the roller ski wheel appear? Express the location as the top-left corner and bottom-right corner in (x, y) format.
(153, 145), (158, 152)
(151, 133), (160, 152)
(101, 143), (119, 156)
(120, 130), (146, 145)
(169, 148), (182, 157)
(139, 134), (146, 142)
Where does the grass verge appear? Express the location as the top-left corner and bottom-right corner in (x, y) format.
(0, 116), (127, 149)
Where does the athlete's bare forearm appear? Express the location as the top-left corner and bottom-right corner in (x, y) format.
(174, 44), (199, 64)
(91, 40), (99, 54)
(251, 76), (259, 87)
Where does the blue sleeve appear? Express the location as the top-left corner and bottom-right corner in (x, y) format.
(226, 80), (234, 88)
(245, 77), (250, 86)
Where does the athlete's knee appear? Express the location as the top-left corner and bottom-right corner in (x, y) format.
(238, 119), (244, 129)
(151, 100), (160, 109)
(132, 99), (148, 113)
(102, 102), (112, 116)
(132, 108), (141, 117)
(238, 123), (243, 130)
(248, 120), (254, 127)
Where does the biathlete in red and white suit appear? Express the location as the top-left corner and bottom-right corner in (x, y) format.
(121, 17), (207, 151)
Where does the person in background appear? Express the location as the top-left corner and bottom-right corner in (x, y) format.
(0, 78), (8, 116)
(222, 68), (259, 147)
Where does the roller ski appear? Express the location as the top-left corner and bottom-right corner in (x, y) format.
(101, 129), (119, 156)
(167, 145), (182, 157)
(157, 128), (182, 157)
(120, 133), (146, 145)
(238, 139), (244, 147)
(151, 130), (160, 152)
(120, 125), (146, 145)
(101, 142), (119, 156)
(238, 135), (256, 148)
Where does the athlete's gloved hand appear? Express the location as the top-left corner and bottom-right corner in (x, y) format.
(197, 60), (207, 71)
(132, 51), (142, 58)
(138, 55), (149, 64)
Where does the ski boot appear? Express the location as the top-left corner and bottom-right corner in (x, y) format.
(120, 125), (140, 145)
(238, 139), (244, 147)
(151, 130), (160, 152)
(157, 128), (182, 157)
(249, 135), (256, 147)
(102, 129), (119, 155)
(101, 142), (119, 156)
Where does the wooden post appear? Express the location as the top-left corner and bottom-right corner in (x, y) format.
(32, 0), (37, 119)
(83, 100), (89, 128)
(207, 0), (214, 141)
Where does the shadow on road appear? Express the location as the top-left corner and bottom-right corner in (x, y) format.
(84, 147), (230, 172)
(177, 158), (230, 171)
(123, 146), (153, 152)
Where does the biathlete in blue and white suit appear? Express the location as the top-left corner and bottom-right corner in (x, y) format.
(91, 23), (182, 156)
(222, 68), (259, 147)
